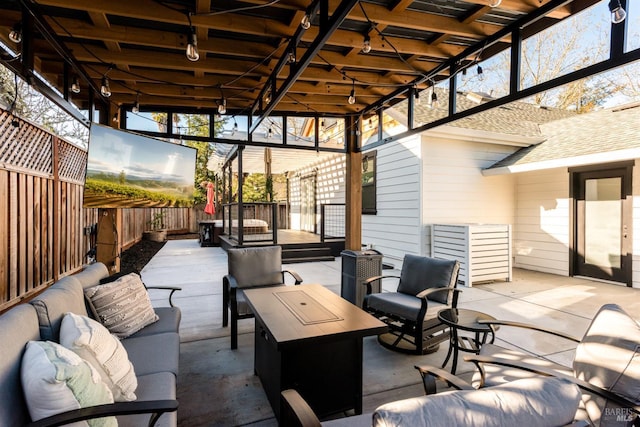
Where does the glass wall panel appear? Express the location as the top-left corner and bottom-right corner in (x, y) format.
(252, 117), (283, 144)
(216, 115), (248, 140)
(125, 111), (167, 133)
(286, 116), (314, 147)
(319, 117), (345, 149)
(173, 113), (209, 137)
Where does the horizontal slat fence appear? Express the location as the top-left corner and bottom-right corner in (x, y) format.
(0, 110), (213, 312)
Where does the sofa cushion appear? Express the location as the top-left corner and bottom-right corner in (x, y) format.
(30, 276), (89, 341)
(373, 377), (581, 427)
(122, 332), (180, 377)
(60, 313), (138, 402)
(85, 273), (159, 338)
(21, 341), (116, 427)
(127, 307), (181, 337)
(397, 256), (458, 304)
(74, 262), (110, 289)
(573, 303), (640, 426)
(117, 372), (176, 427)
(0, 304), (41, 427)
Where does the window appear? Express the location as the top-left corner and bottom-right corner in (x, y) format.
(362, 151), (376, 214)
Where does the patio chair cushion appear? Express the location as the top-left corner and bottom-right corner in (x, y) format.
(85, 273), (159, 338)
(366, 292), (445, 322)
(60, 312), (138, 402)
(572, 303), (640, 426)
(372, 377), (581, 427)
(21, 340), (116, 426)
(397, 255), (458, 304)
(228, 246), (284, 288)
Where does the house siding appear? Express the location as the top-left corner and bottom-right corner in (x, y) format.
(513, 169), (570, 276)
(362, 136), (422, 266)
(421, 136), (517, 262)
(288, 155), (346, 231)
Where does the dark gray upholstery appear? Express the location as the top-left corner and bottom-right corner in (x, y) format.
(223, 246), (302, 349)
(397, 255), (459, 304)
(364, 255), (460, 355)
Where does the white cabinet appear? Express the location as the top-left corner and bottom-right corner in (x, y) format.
(431, 224), (512, 287)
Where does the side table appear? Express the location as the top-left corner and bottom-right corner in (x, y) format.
(438, 308), (496, 374)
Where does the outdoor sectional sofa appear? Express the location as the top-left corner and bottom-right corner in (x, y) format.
(0, 262), (181, 427)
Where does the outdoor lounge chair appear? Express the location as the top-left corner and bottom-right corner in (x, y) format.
(280, 365), (585, 427)
(362, 255), (460, 354)
(464, 304), (640, 426)
(222, 246), (302, 349)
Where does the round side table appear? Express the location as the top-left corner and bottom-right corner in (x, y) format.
(438, 308), (496, 374)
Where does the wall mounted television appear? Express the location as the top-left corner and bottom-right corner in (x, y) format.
(83, 124), (197, 208)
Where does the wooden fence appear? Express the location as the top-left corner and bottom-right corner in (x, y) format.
(0, 110), (215, 311)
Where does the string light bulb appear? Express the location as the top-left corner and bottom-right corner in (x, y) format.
(362, 35), (371, 53)
(414, 86), (420, 105)
(430, 89), (438, 109)
(232, 120), (238, 135)
(301, 14), (311, 30)
(477, 65), (484, 81)
(186, 28), (199, 62)
(218, 98), (226, 115)
(288, 51), (296, 64)
(461, 68), (467, 82)
(348, 81), (356, 105)
(608, 0), (627, 23)
(267, 126), (273, 138)
(112, 113), (119, 123)
(9, 23), (22, 43)
(489, 0), (502, 7)
(71, 77), (81, 94)
(132, 93), (140, 113)
(100, 76), (111, 97)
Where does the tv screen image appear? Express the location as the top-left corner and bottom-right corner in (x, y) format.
(83, 124), (197, 208)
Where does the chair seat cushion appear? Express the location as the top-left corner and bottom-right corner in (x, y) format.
(117, 372), (176, 427)
(373, 377), (581, 427)
(127, 307), (181, 337)
(121, 332), (180, 377)
(366, 293), (444, 322)
(472, 343), (573, 388)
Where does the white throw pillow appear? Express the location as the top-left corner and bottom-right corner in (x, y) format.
(21, 340), (116, 427)
(85, 272), (158, 338)
(60, 312), (137, 402)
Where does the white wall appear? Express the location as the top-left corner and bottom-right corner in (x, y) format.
(289, 155), (346, 231)
(421, 136), (517, 259)
(512, 169), (570, 276)
(361, 135), (422, 266)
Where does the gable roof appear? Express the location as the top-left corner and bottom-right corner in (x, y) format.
(484, 103), (640, 175)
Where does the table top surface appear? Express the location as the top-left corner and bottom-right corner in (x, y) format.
(438, 308), (496, 332)
(244, 284), (387, 347)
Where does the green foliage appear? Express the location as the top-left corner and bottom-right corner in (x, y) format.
(85, 179), (193, 207)
(242, 173), (268, 202)
(147, 212), (165, 230)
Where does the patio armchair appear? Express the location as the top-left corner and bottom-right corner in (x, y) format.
(362, 255), (460, 354)
(222, 246), (302, 349)
(464, 304), (640, 426)
(281, 365), (585, 427)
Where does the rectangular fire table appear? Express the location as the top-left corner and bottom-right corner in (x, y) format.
(243, 284), (387, 420)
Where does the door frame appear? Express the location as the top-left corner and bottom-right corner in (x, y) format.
(569, 161), (633, 286)
(299, 172), (317, 233)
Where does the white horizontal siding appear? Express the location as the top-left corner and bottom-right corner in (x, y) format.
(513, 168), (570, 276)
(632, 160), (640, 288)
(422, 137), (517, 257)
(362, 136), (422, 266)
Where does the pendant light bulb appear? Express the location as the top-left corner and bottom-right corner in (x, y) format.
(186, 29), (200, 62)
(348, 87), (356, 105)
(288, 51), (296, 64)
(477, 65), (484, 81)
(218, 98), (226, 115)
(609, 0), (626, 23)
(461, 68), (467, 82)
(301, 14), (311, 30)
(232, 120), (238, 135)
(71, 77), (81, 94)
(362, 35), (371, 54)
(9, 23), (22, 43)
(100, 76), (111, 97)
(489, 0), (502, 7)
(431, 90), (439, 109)
(414, 87), (420, 105)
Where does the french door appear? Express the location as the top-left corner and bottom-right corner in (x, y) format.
(573, 166), (632, 285)
(300, 175), (316, 233)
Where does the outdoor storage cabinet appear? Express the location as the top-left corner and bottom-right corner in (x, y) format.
(198, 220), (221, 247)
(340, 249), (383, 307)
(431, 224), (512, 287)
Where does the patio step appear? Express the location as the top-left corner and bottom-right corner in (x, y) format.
(282, 247), (334, 264)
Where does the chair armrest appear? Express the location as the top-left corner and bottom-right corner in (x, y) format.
(466, 355), (640, 415)
(283, 270), (303, 285)
(144, 285), (182, 308)
(362, 275), (399, 295)
(414, 363), (475, 395)
(280, 389), (322, 427)
(415, 287), (462, 306)
(27, 399), (178, 427)
(476, 320), (581, 343)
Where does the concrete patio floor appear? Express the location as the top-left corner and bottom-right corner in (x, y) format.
(141, 239), (640, 426)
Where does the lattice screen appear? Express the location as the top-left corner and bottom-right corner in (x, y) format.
(0, 110), (53, 176)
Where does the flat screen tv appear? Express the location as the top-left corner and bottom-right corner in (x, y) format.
(83, 124), (197, 208)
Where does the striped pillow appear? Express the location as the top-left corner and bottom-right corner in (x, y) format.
(85, 273), (158, 338)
